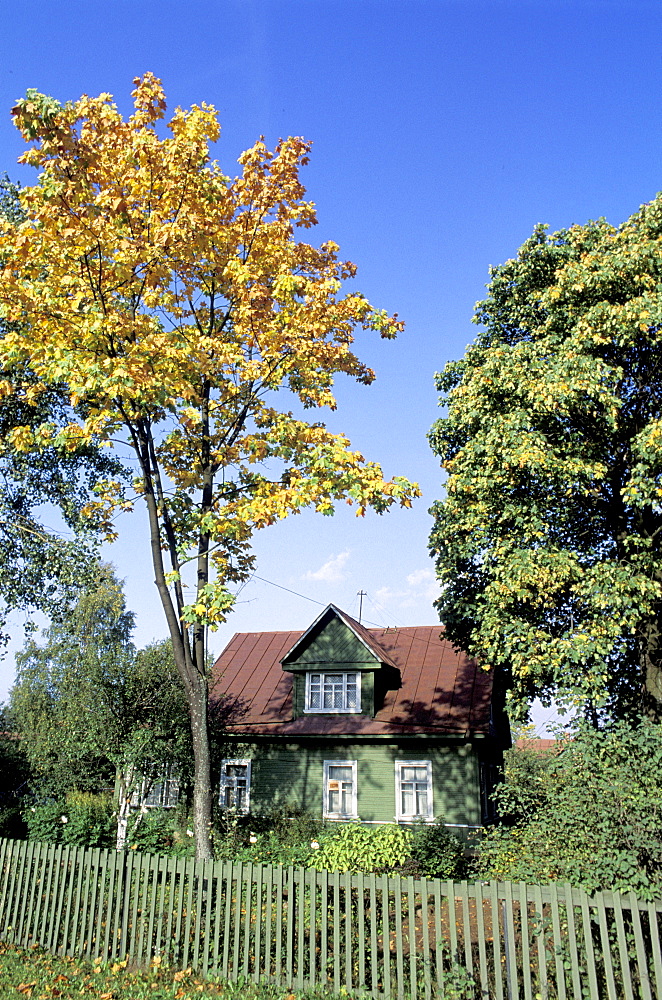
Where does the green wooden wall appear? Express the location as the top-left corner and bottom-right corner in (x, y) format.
(243, 740), (482, 828)
(283, 615), (380, 669)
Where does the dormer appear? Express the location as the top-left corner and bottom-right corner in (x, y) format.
(281, 604), (401, 719)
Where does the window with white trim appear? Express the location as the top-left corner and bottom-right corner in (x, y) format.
(323, 760), (357, 819)
(219, 759), (251, 813)
(130, 765), (180, 810)
(395, 761), (433, 821)
(305, 672), (360, 713)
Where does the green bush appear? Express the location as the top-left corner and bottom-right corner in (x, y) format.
(475, 719), (662, 899)
(25, 792), (114, 848)
(310, 822), (412, 873)
(212, 806), (327, 866)
(409, 821), (467, 879)
(127, 808), (195, 857)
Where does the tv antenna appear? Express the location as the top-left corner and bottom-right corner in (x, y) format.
(357, 590), (367, 624)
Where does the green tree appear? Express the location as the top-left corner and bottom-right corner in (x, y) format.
(0, 78), (418, 857)
(10, 566), (192, 849)
(476, 721), (662, 899)
(430, 193), (662, 721)
(0, 707), (31, 838)
(0, 176), (120, 640)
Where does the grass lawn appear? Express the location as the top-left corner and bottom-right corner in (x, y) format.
(0, 943), (310, 1000)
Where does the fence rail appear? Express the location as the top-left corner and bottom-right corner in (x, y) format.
(0, 837), (660, 999)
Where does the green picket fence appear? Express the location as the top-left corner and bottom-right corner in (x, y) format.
(0, 837), (660, 999)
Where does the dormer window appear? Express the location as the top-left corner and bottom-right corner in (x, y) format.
(305, 671), (360, 713)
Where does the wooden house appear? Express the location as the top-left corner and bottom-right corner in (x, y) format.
(210, 604), (510, 834)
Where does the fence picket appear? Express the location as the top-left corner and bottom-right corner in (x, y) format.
(87, 847), (103, 958)
(357, 869), (366, 991)
(309, 868), (317, 991)
(491, 880), (505, 1000)
(407, 873), (416, 1000)
(250, 862), (261, 983)
(474, 880), (489, 1000)
(420, 877), (432, 1000)
(625, 892), (651, 1000)
(60, 844), (80, 956)
(297, 866), (306, 989)
(232, 861), (244, 981)
(10, 840), (29, 943)
(595, 889), (618, 1000)
(241, 862), (252, 979)
(612, 890), (634, 1000)
(367, 873), (378, 997)
(578, 885), (599, 1000)
(503, 881), (519, 1000)
(285, 865), (294, 986)
(646, 899), (662, 1000)
(518, 882), (532, 1000)
(218, 863), (230, 979)
(46, 844), (65, 953)
(382, 872), (392, 1000)
(332, 870), (340, 994)
(320, 869), (329, 990)
(274, 863), (283, 985)
(548, 881), (566, 1000)
(341, 869), (350, 992)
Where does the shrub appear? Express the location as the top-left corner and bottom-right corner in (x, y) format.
(475, 719), (662, 899)
(127, 808), (195, 857)
(25, 792), (114, 848)
(310, 822), (412, 873)
(409, 821), (467, 879)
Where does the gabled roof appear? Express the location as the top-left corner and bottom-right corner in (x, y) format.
(281, 604), (398, 669)
(210, 619), (493, 737)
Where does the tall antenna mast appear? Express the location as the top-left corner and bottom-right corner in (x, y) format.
(357, 590), (367, 624)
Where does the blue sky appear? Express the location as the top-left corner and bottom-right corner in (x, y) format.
(1, 0), (661, 727)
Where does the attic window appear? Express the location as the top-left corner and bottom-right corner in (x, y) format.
(305, 671), (360, 713)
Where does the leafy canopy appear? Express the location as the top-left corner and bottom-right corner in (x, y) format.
(430, 194), (662, 721)
(0, 177), (119, 639)
(0, 75), (418, 623)
(10, 566), (191, 800)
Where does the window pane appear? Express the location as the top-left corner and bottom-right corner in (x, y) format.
(328, 765), (352, 782)
(346, 674), (358, 709)
(327, 764), (353, 815)
(401, 765), (427, 783)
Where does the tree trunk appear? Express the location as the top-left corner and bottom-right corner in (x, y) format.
(641, 616), (662, 722)
(189, 673), (214, 858)
(130, 417), (215, 861)
(115, 763), (134, 851)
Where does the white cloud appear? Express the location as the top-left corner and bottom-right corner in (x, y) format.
(374, 569), (441, 611)
(303, 550), (351, 583)
(406, 568), (434, 587)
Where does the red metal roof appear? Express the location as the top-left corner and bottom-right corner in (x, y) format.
(210, 621), (493, 737)
(514, 737), (561, 753)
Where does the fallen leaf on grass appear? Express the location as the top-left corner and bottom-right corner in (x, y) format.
(17, 984), (36, 995)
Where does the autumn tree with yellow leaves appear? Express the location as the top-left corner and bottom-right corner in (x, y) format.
(0, 75), (419, 858)
(430, 198), (662, 725)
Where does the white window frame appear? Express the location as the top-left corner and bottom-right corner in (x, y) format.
(323, 760), (358, 820)
(395, 760), (434, 822)
(130, 764), (180, 810)
(219, 759), (252, 813)
(304, 671), (361, 713)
